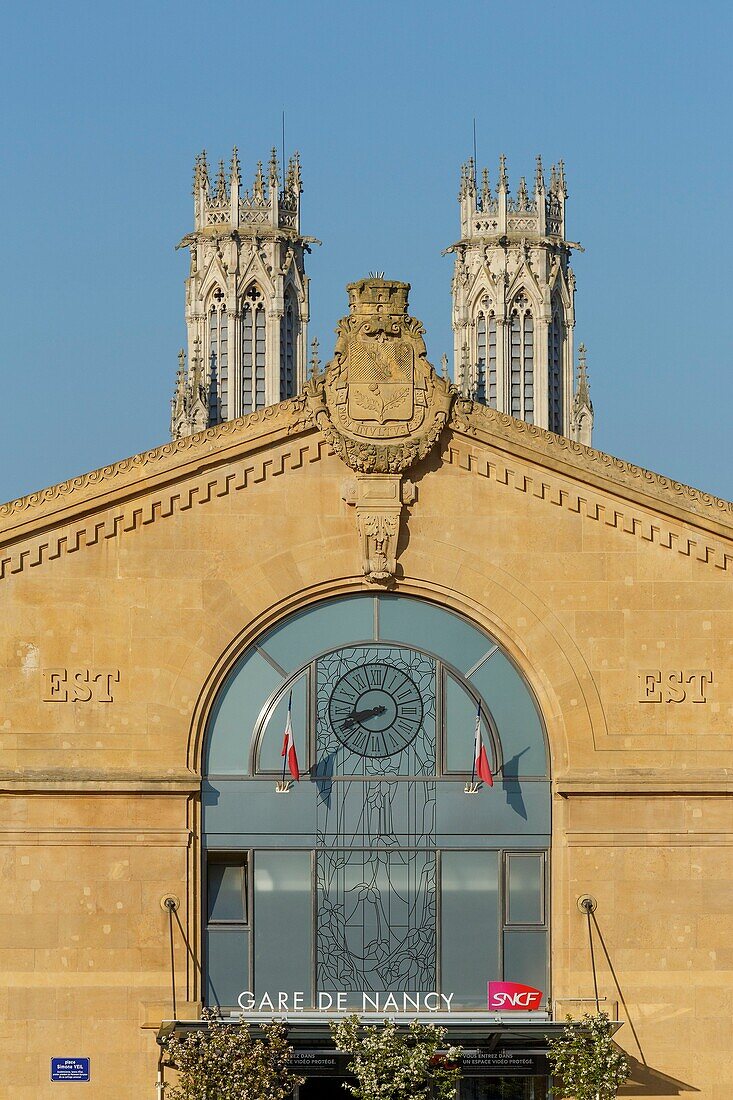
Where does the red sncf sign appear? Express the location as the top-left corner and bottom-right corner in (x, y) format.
(487, 981), (543, 1011)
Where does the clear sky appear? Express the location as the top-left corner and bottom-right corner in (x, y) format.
(1, 0), (732, 503)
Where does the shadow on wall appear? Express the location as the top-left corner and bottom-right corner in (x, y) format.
(498, 747), (530, 820)
(619, 1056), (700, 1095)
(588, 912), (700, 1096)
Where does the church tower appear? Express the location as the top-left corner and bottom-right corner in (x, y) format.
(171, 147), (317, 439)
(449, 154), (593, 444)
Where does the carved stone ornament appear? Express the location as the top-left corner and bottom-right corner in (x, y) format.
(306, 279), (454, 473)
(342, 474), (415, 587)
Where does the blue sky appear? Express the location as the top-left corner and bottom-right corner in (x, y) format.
(1, 0), (732, 502)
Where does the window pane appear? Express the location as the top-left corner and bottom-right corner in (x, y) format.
(441, 851), (499, 1008)
(507, 853), (543, 924)
(469, 651), (547, 777)
(443, 672), (494, 774)
(207, 927), (249, 1008)
(503, 930), (547, 996)
(256, 671), (308, 773)
(208, 860), (246, 922)
(254, 851), (312, 1002)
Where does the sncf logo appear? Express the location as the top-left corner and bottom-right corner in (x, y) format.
(488, 981), (543, 1011)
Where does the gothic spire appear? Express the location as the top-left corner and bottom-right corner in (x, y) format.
(214, 159), (227, 202)
(534, 155), (544, 196)
(498, 153), (508, 193)
(269, 146), (280, 191)
(576, 343), (592, 408)
(517, 176), (529, 211)
(481, 167), (491, 208)
(309, 336), (320, 378)
(253, 160), (265, 202)
(230, 146), (241, 188)
(557, 159), (568, 198)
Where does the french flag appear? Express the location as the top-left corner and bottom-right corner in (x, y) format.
(474, 702), (494, 787)
(281, 694), (300, 781)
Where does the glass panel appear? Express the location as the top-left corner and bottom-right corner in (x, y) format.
(443, 672), (494, 774)
(256, 671), (308, 773)
(242, 305), (253, 413)
(441, 851), (499, 1008)
(476, 314), (486, 403)
(261, 596), (375, 672)
(219, 310), (228, 419)
(378, 596), (491, 674)
(435, 781), (551, 840)
(317, 848), (436, 1000)
(462, 1078), (548, 1100)
(205, 650), (283, 774)
(503, 930), (547, 997)
(469, 651), (547, 777)
(208, 860), (247, 922)
(254, 851), (312, 1002)
(507, 853), (543, 924)
(206, 927), (249, 1008)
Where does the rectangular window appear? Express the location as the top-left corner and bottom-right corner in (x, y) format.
(505, 852), (544, 925)
(207, 854), (248, 924)
(255, 850), (312, 1001)
(441, 851), (499, 1008)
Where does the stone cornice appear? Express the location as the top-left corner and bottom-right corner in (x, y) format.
(451, 400), (733, 545)
(555, 771), (733, 796)
(0, 396), (313, 545)
(1, 393), (731, 581)
(0, 771), (200, 794)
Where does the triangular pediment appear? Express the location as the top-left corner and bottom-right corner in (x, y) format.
(1, 397), (732, 580)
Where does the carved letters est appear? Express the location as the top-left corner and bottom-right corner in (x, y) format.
(638, 669), (713, 703)
(42, 668), (120, 702)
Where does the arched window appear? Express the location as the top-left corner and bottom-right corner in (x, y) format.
(476, 313), (487, 403)
(280, 294), (297, 401)
(510, 293), (533, 420)
(523, 313), (534, 424)
(241, 285), (265, 414)
(549, 302), (564, 434)
(202, 594), (550, 1013)
(488, 314), (497, 407)
(207, 288), (228, 424)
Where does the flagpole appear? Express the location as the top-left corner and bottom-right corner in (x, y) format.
(281, 692), (292, 786)
(471, 701), (479, 785)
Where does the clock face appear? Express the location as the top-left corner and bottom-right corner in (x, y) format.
(328, 661), (424, 758)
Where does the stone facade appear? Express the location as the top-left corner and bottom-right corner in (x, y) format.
(1, 278), (732, 1099)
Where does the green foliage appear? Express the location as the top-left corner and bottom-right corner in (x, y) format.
(331, 1015), (462, 1100)
(547, 1012), (629, 1100)
(161, 1009), (304, 1100)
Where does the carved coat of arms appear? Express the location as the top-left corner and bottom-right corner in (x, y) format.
(306, 278), (454, 474)
(347, 335), (414, 423)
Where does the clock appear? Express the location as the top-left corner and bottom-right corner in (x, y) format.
(327, 661), (424, 758)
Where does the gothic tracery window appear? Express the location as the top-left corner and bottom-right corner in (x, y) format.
(476, 313), (487, 404)
(208, 287), (228, 424)
(475, 298), (497, 408)
(509, 292), (533, 421)
(548, 300), (564, 434)
(280, 292), (297, 401)
(241, 285), (266, 414)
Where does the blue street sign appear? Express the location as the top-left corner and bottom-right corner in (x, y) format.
(51, 1058), (90, 1082)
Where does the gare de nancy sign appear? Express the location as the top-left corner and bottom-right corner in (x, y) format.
(237, 983), (544, 1014)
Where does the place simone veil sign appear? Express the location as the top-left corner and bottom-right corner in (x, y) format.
(237, 983), (544, 1014)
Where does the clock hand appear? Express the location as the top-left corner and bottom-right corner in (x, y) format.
(341, 705), (387, 730)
